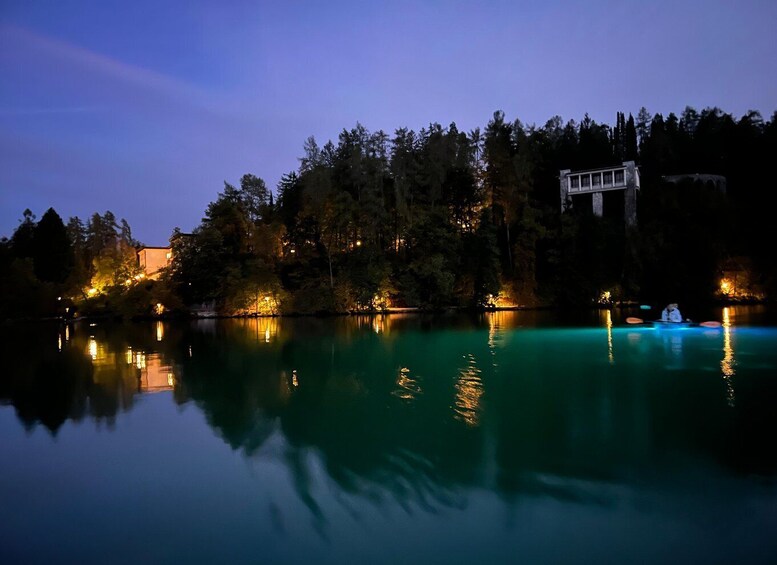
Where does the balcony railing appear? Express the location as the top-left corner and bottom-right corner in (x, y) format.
(566, 166), (627, 194)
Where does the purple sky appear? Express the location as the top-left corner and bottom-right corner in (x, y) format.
(1, 0), (775, 244)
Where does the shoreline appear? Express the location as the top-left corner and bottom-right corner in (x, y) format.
(4, 298), (769, 325)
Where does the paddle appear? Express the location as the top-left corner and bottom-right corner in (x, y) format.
(626, 316), (722, 328)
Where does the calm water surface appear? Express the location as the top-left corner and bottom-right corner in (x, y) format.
(2, 307), (777, 564)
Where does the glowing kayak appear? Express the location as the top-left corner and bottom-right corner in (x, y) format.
(624, 317), (721, 329)
(652, 320), (695, 329)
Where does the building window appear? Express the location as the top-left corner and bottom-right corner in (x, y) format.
(614, 170), (624, 184)
(581, 175), (590, 188)
(603, 171), (613, 186)
(570, 176), (579, 190)
(592, 173), (601, 187)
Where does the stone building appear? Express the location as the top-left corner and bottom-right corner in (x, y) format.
(559, 161), (640, 225)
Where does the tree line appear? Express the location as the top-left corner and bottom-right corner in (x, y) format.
(2, 106), (775, 319)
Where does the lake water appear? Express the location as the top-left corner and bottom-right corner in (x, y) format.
(2, 306), (776, 564)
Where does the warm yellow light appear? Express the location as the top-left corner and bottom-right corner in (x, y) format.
(290, 248), (296, 254)
(88, 338), (97, 360)
(87, 288), (97, 296)
(156, 321), (164, 342)
(606, 309), (614, 364)
(721, 307), (735, 407)
(356, 240), (362, 247)
(154, 303), (164, 315)
(720, 278), (733, 296)
(393, 367), (421, 401)
(264, 296), (270, 301)
(166, 252), (172, 260)
(454, 354), (483, 427)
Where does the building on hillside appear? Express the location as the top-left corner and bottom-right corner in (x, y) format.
(559, 161), (641, 226)
(137, 246), (172, 280)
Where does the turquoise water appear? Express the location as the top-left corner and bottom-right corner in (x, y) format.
(1, 307), (776, 563)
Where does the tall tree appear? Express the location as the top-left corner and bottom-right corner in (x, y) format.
(10, 209), (36, 259)
(32, 208), (73, 284)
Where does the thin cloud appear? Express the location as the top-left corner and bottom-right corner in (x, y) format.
(1, 24), (215, 110)
(0, 106), (102, 116)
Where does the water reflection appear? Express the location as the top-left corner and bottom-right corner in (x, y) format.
(0, 322), (187, 431)
(486, 311), (509, 367)
(139, 354), (176, 392)
(453, 354), (483, 426)
(721, 307), (736, 407)
(393, 367), (421, 401)
(246, 316), (280, 344)
(1, 308), (776, 521)
(601, 309), (615, 364)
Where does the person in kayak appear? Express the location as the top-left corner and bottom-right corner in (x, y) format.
(661, 303), (683, 323)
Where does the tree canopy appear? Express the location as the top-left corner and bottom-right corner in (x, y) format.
(3, 105), (775, 319)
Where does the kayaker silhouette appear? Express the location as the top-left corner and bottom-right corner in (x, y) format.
(661, 303), (683, 323)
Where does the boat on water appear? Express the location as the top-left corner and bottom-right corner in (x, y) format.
(651, 320), (696, 329)
(625, 317), (722, 329)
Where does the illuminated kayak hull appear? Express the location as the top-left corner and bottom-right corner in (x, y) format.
(652, 320), (694, 328)
(650, 320), (721, 329)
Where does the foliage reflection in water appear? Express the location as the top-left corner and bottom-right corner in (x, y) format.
(1, 307), (777, 563)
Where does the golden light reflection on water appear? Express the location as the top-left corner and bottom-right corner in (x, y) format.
(605, 309), (614, 364)
(247, 317), (279, 344)
(130, 349), (147, 370)
(80, 331), (178, 393)
(156, 321), (164, 342)
(139, 354), (176, 392)
(277, 369), (299, 399)
(393, 367), (421, 401)
(721, 307), (736, 407)
(453, 354), (483, 427)
(486, 311), (512, 367)
(88, 337), (98, 360)
(372, 315), (391, 335)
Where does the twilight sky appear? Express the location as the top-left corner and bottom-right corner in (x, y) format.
(1, 0), (775, 244)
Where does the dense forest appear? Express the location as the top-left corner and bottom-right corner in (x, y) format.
(2, 106), (775, 319)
